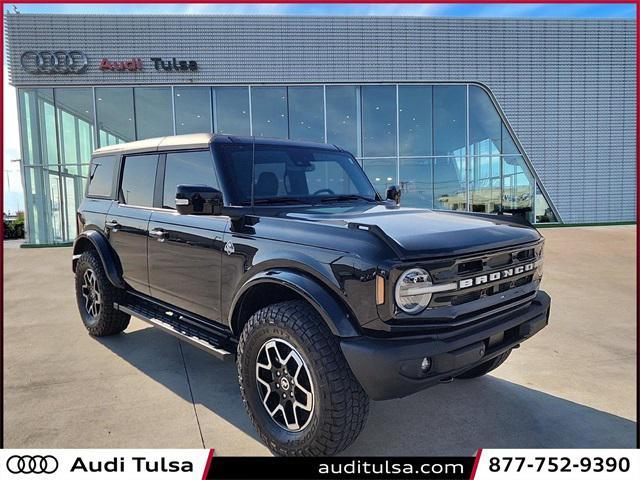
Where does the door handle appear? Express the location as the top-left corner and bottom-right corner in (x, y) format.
(149, 228), (168, 242)
(105, 220), (120, 231)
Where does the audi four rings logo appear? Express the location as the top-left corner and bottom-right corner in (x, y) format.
(6, 455), (59, 474)
(20, 51), (88, 74)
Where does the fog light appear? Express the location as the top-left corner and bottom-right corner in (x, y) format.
(421, 357), (431, 372)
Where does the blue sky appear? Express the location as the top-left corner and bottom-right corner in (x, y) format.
(5, 3), (638, 19)
(3, 3), (637, 213)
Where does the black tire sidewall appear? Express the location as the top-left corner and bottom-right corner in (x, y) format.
(239, 321), (325, 452)
(75, 255), (103, 329)
(74, 250), (129, 336)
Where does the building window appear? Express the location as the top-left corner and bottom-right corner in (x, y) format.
(251, 87), (288, 139)
(288, 86), (324, 143)
(502, 155), (534, 211)
(16, 82), (559, 245)
(362, 158), (397, 196)
(134, 87), (173, 140)
(175, 87), (212, 134)
(18, 88), (63, 244)
(55, 88), (95, 176)
(361, 85), (397, 157)
(53, 88), (96, 239)
(535, 183), (558, 223)
(95, 87), (135, 146)
(400, 157), (433, 208)
(214, 87), (250, 136)
(433, 85), (466, 157)
(469, 85), (501, 156)
(162, 151), (219, 209)
(501, 122), (520, 154)
(470, 156), (501, 213)
(41, 95), (58, 166)
(433, 157), (467, 211)
(326, 86), (359, 156)
(399, 86), (432, 157)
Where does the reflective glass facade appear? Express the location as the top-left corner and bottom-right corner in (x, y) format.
(17, 83), (557, 244)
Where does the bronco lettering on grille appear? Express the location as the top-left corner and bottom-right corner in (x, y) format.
(458, 262), (535, 289)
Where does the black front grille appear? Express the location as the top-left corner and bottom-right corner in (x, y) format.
(485, 252), (512, 269)
(427, 242), (543, 309)
(458, 259), (483, 275)
(451, 290), (482, 305)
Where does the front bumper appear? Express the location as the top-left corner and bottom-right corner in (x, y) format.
(340, 290), (551, 400)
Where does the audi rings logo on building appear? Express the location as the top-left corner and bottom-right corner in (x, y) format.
(6, 455), (59, 474)
(20, 51), (88, 74)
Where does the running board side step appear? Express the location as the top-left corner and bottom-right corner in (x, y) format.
(114, 300), (235, 361)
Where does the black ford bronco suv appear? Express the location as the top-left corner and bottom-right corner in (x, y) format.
(73, 133), (550, 456)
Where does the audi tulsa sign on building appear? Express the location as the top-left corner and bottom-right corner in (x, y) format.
(19, 50), (198, 73)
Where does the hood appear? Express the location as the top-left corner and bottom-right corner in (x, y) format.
(284, 204), (541, 258)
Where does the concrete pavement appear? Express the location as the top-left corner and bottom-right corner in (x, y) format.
(3, 226), (636, 453)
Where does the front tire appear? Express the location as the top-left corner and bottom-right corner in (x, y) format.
(75, 250), (130, 336)
(237, 300), (369, 456)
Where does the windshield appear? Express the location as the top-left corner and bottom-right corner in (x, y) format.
(216, 143), (378, 206)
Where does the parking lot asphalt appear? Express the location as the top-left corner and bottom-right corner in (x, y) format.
(3, 226), (637, 454)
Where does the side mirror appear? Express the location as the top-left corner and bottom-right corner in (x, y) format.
(175, 185), (223, 215)
(386, 185), (401, 205)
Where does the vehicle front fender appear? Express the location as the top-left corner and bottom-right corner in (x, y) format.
(229, 269), (360, 338)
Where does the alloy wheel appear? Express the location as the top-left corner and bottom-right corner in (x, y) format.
(255, 338), (315, 432)
(81, 268), (102, 318)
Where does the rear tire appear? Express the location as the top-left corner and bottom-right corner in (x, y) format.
(237, 300), (369, 456)
(455, 349), (512, 379)
(75, 250), (130, 336)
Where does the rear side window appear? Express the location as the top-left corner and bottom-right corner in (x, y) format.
(163, 151), (220, 209)
(87, 155), (117, 198)
(119, 154), (159, 207)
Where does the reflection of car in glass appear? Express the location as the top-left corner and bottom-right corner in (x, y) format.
(503, 192), (531, 208)
(73, 134), (550, 456)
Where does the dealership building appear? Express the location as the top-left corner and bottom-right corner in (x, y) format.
(4, 14), (636, 245)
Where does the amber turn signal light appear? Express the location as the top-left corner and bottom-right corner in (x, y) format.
(376, 274), (385, 305)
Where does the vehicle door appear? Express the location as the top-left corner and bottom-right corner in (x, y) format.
(106, 153), (159, 295)
(147, 150), (227, 322)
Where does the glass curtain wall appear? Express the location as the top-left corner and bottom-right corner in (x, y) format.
(17, 83), (557, 244)
(18, 88), (96, 243)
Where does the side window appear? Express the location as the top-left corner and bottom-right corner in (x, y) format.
(162, 150), (219, 209)
(119, 154), (159, 207)
(87, 155), (117, 198)
(254, 154), (287, 198)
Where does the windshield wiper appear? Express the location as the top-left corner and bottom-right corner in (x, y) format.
(317, 194), (377, 203)
(245, 197), (311, 205)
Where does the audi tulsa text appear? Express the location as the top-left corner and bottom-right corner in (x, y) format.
(71, 457), (193, 473)
(73, 133), (551, 456)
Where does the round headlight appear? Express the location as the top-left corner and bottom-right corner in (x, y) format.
(394, 268), (433, 314)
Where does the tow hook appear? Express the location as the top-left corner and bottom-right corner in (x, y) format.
(440, 376), (454, 383)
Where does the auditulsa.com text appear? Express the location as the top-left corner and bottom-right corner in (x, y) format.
(318, 459), (465, 476)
